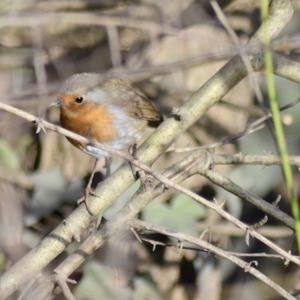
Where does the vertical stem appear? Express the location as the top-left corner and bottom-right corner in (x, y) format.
(261, 0), (300, 252)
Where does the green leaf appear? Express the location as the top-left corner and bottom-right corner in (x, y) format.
(0, 139), (20, 170)
(0, 252), (6, 272)
(142, 193), (206, 235)
(133, 277), (162, 300)
(74, 261), (132, 300)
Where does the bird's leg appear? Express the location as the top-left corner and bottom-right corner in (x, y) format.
(85, 158), (99, 198)
(104, 156), (112, 177)
(33, 117), (47, 134)
(128, 143), (140, 180)
(78, 158), (99, 216)
(128, 143), (156, 191)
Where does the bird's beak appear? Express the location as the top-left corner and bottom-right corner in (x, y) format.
(47, 100), (61, 110)
(46, 100), (61, 114)
(44, 100), (61, 119)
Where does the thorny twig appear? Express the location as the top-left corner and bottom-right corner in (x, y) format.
(54, 272), (77, 300)
(1, 103), (298, 265)
(0, 1), (297, 297)
(131, 220), (297, 300)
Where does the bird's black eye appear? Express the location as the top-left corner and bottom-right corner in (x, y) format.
(74, 96), (84, 104)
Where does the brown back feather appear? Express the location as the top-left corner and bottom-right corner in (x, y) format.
(103, 78), (163, 124)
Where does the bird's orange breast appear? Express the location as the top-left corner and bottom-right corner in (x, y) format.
(60, 100), (118, 148)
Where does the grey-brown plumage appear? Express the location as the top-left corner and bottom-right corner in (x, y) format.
(60, 73), (103, 95)
(102, 78), (162, 125)
(60, 74), (162, 125)
(58, 73), (162, 158)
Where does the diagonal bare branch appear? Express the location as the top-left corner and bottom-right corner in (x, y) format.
(131, 219), (297, 300)
(0, 0), (295, 297)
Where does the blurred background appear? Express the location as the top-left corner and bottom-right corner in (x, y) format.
(1, 0), (300, 299)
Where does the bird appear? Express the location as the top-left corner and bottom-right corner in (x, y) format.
(48, 73), (162, 213)
(55, 73), (162, 158)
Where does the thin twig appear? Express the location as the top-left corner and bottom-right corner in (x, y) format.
(106, 26), (122, 68)
(0, 12), (177, 35)
(211, 0), (264, 103)
(139, 236), (294, 258)
(54, 272), (77, 300)
(166, 98), (300, 153)
(131, 220), (296, 300)
(0, 1), (295, 295)
(198, 223), (292, 239)
(211, 153), (300, 167)
(196, 167), (295, 229)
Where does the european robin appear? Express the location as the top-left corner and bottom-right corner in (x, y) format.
(48, 73), (162, 213)
(45, 73), (163, 215)
(52, 72), (162, 164)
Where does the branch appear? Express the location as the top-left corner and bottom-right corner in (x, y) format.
(196, 167), (294, 229)
(0, 57), (248, 297)
(197, 223), (293, 239)
(131, 220), (296, 300)
(3, 153), (300, 189)
(211, 153), (300, 167)
(0, 12), (176, 35)
(52, 150), (299, 286)
(252, 0), (294, 45)
(0, 0), (295, 297)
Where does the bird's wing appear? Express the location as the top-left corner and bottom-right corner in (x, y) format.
(129, 90), (162, 122)
(104, 78), (162, 123)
